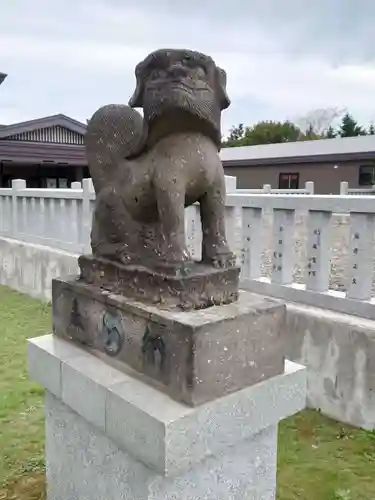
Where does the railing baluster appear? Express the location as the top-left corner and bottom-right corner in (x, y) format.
(11, 179), (26, 239)
(0, 196), (5, 233)
(340, 181), (349, 195)
(22, 197), (27, 235)
(234, 206), (243, 266)
(69, 198), (79, 252)
(59, 198), (66, 243)
(39, 198), (45, 238)
(347, 212), (375, 300)
(0, 197), (3, 233)
(30, 197), (36, 241)
(271, 209), (295, 284)
(6, 196), (11, 234)
(306, 210), (332, 292)
(82, 179), (94, 253)
(224, 175), (237, 192)
(241, 207), (263, 279)
(305, 181), (314, 194)
(194, 204), (202, 260)
(224, 205), (237, 256)
(185, 206), (193, 256)
(48, 198), (55, 240)
(185, 205), (201, 260)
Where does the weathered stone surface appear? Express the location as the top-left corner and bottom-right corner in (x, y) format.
(84, 48), (238, 308)
(52, 277), (286, 406)
(78, 254), (239, 310)
(28, 335), (307, 478)
(285, 302), (375, 430)
(45, 393), (278, 500)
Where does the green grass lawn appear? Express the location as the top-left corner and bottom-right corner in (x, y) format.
(0, 285), (374, 500)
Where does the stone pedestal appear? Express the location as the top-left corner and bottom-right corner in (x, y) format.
(78, 255), (240, 310)
(28, 335), (306, 500)
(52, 279), (286, 406)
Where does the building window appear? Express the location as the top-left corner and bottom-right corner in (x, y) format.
(46, 178), (57, 188)
(46, 177), (68, 188)
(278, 173), (299, 189)
(359, 166), (375, 186)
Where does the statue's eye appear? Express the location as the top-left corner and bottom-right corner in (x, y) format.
(195, 67), (206, 79)
(151, 69), (166, 80)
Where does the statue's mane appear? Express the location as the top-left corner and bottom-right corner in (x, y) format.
(134, 49), (216, 79)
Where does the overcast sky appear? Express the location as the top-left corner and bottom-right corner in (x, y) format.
(1, 0), (375, 135)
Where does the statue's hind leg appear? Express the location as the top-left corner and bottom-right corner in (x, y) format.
(90, 187), (142, 264)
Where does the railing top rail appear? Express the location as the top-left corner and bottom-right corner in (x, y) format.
(11, 188), (84, 200)
(235, 188), (310, 194)
(226, 192), (375, 214)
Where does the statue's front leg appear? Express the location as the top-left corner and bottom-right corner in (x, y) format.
(155, 180), (190, 266)
(200, 177), (236, 269)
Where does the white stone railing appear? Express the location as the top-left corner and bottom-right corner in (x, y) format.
(226, 192), (375, 320)
(235, 181), (315, 195)
(0, 176), (310, 255)
(340, 181), (375, 196)
(0, 179), (95, 254)
(2, 178), (375, 320)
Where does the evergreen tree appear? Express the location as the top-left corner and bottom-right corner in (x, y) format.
(325, 126), (336, 138)
(338, 113), (365, 137)
(369, 123), (375, 135)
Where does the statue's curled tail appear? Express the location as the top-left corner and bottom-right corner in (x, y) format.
(84, 104), (147, 192)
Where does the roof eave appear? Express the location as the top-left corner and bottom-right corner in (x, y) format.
(0, 140), (87, 165)
(0, 114), (87, 139)
(222, 151), (375, 167)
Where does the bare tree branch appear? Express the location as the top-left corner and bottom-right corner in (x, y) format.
(295, 107), (346, 137)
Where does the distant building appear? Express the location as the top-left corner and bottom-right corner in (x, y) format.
(220, 136), (375, 194)
(0, 114), (87, 188)
(0, 71), (88, 187)
(2, 69), (374, 194)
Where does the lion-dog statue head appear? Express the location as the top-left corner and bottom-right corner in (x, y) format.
(128, 48), (230, 148)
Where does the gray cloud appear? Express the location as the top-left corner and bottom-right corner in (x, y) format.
(92, 0), (375, 62)
(1, 0), (375, 131)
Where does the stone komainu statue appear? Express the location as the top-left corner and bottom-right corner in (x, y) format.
(85, 48), (235, 273)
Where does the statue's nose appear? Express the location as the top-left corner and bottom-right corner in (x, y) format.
(169, 63), (188, 79)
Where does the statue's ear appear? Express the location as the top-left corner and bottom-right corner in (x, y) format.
(129, 74), (144, 108)
(129, 61), (146, 108)
(216, 67), (230, 110)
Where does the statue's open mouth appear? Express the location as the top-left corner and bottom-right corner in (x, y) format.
(168, 82), (194, 92)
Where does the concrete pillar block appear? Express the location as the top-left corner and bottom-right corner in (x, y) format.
(28, 334), (306, 500)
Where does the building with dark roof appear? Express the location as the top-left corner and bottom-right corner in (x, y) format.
(221, 135), (375, 194)
(0, 113), (87, 188)
(1, 65), (374, 193)
(0, 71), (88, 187)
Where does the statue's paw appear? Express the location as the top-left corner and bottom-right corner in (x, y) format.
(117, 250), (140, 266)
(202, 242), (237, 269)
(155, 252), (194, 277)
(211, 252), (237, 269)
